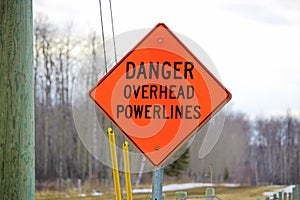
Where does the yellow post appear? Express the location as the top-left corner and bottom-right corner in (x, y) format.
(108, 128), (122, 200)
(123, 141), (133, 200)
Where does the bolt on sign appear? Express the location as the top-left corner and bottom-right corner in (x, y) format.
(89, 23), (232, 167)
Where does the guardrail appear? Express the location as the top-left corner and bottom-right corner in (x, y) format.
(260, 185), (300, 200)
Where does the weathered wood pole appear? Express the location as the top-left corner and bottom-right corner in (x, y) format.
(0, 0), (34, 199)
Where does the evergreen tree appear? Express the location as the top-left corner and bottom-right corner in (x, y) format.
(164, 149), (190, 178)
(224, 167), (230, 182)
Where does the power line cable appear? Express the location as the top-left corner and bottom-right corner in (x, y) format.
(108, 0), (118, 64)
(98, 0), (108, 73)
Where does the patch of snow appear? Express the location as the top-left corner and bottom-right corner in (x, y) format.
(132, 188), (152, 194)
(221, 183), (240, 187)
(163, 183), (214, 192)
(263, 191), (275, 197)
(281, 185), (296, 193)
(91, 191), (103, 196)
(132, 182), (240, 194)
(79, 193), (86, 197)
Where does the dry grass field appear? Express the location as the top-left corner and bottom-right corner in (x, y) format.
(36, 185), (284, 200)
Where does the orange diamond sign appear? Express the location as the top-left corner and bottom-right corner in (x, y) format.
(89, 23), (231, 167)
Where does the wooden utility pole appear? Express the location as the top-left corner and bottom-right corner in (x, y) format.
(0, 0), (34, 199)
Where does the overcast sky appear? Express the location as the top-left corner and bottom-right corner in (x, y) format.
(34, 0), (300, 118)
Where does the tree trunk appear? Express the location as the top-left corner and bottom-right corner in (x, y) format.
(0, 0), (34, 199)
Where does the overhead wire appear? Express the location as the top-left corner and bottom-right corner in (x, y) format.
(98, 0), (117, 138)
(98, 0), (117, 73)
(98, 0), (108, 73)
(108, 0), (118, 64)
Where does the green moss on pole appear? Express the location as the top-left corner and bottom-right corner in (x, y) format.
(0, 0), (34, 199)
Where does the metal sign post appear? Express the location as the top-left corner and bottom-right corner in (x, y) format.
(152, 167), (164, 200)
